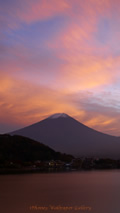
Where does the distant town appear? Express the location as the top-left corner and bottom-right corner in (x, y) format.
(1, 134), (120, 174)
(1, 157), (120, 174)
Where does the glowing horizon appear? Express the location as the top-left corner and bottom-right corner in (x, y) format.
(1, 0), (120, 136)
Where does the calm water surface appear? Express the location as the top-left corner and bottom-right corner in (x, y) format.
(0, 170), (120, 213)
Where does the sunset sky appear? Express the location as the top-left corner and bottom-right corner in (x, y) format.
(1, 0), (120, 135)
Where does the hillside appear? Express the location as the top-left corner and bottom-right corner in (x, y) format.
(0, 134), (73, 164)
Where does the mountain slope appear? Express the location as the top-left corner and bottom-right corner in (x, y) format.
(0, 134), (73, 163)
(10, 113), (120, 158)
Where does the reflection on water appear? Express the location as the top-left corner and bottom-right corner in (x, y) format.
(0, 170), (120, 213)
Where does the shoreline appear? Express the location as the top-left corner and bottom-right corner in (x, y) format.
(0, 167), (119, 175)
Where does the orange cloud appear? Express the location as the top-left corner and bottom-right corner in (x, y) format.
(84, 115), (120, 136)
(58, 55), (120, 92)
(0, 75), (77, 126)
(47, 1), (120, 92)
(1, 0), (120, 136)
(1, 74), (120, 136)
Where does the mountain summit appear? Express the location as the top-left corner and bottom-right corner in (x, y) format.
(10, 113), (120, 158)
(48, 113), (70, 119)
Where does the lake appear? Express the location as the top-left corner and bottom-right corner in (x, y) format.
(0, 170), (120, 213)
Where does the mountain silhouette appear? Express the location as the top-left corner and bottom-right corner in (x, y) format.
(0, 134), (73, 163)
(10, 113), (120, 158)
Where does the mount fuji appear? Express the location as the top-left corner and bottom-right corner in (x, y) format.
(10, 113), (120, 158)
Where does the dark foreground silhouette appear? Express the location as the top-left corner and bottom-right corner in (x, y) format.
(0, 134), (120, 174)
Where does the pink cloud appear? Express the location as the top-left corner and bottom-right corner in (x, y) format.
(1, 0), (120, 30)
(0, 0), (70, 30)
(1, 0), (120, 136)
(1, 74), (120, 136)
(0, 74), (76, 126)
